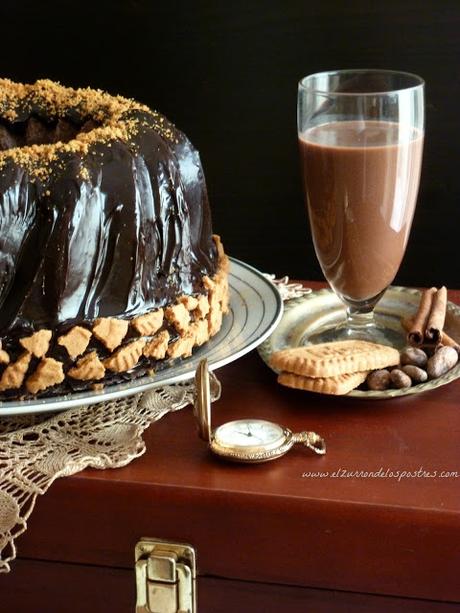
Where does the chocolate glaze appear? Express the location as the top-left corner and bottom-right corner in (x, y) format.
(0, 106), (217, 339)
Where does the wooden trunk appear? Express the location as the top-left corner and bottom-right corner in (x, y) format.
(1, 284), (459, 612)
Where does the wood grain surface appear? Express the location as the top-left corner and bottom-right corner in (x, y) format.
(5, 284), (459, 610)
(2, 560), (460, 613)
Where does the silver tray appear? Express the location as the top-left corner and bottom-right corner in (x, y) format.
(0, 258), (283, 416)
(258, 286), (460, 399)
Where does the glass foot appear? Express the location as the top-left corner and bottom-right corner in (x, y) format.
(300, 319), (406, 349)
(300, 289), (408, 349)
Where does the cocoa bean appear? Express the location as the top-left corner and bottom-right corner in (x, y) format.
(366, 369), (391, 391)
(427, 346), (459, 378)
(401, 364), (428, 383)
(390, 369), (412, 389)
(400, 347), (428, 368)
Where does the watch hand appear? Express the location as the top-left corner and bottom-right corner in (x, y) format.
(229, 429), (255, 440)
(230, 428), (262, 443)
(247, 426), (265, 444)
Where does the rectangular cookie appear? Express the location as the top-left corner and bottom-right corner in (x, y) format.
(278, 370), (369, 395)
(270, 340), (400, 378)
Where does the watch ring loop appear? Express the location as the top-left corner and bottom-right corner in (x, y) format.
(293, 431), (327, 455)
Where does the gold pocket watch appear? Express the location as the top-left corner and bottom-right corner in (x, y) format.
(193, 360), (326, 463)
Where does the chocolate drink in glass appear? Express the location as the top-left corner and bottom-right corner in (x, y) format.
(297, 70), (424, 346)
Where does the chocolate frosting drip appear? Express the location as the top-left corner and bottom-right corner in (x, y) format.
(0, 104), (217, 336)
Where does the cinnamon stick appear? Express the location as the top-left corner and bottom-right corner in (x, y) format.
(401, 316), (460, 353)
(426, 286), (447, 342)
(407, 287), (437, 346)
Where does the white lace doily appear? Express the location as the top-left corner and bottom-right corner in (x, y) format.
(0, 276), (304, 572)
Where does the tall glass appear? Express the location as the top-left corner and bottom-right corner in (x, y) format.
(297, 69), (424, 346)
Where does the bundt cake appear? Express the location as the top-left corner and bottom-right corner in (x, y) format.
(0, 79), (229, 399)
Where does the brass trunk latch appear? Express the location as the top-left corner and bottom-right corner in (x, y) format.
(135, 538), (196, 613)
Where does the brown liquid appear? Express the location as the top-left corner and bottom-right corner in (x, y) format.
(299, 121), (423, 302)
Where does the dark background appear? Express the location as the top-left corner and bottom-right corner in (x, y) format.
(1, 1), (459, 287)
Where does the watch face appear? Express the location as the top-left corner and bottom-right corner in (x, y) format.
(213, 419), (286, 450)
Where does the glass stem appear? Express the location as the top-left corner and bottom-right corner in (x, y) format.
(346, 306), (376, 331)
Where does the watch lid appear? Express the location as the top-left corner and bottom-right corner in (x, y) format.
(193, 359), (212, 442)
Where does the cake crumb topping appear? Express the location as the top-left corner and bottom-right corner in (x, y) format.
(0, 78), (177, 178)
